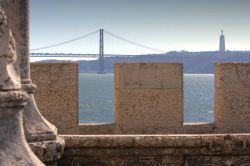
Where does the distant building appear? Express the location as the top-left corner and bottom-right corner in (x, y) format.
(219, 30), (225, 52)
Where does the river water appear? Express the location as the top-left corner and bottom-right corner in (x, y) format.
(79, 73), (214, 123)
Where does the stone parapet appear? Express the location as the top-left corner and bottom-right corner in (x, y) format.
(215, 62), (250, 133)
(59, 134), (250, 166)
(114, 63), (183, 134)
(31, 63), (79, 134)
(31, 62), (250, 135)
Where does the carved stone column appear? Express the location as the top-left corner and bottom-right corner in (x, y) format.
(0, 2), (43, 165)
(16, 0), (64, 165)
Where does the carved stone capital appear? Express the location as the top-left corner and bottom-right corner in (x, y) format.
(22, 83), (37, 93)
(0, 90), (28, 107)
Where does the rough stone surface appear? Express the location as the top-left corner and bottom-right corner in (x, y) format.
(183, 122), (215, 134)
(185, 156), (250, 166)
(24, 93), (58, 141)
(28, 62), (250, 135)
(4, 0), (64, 165)
(29, 137), (65, 165)
(0, 1), (43, 165)
(14, 0), (58, 143)
(59, 134), (250, 166)
(215, 62), (250, 133)
(79, 123), (115, 134)
(114, 63), (183, 134)
(0, 105), (44, 166)
(31, 63), (79, 134)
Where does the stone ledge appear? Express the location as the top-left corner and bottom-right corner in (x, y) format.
(59, 134), (250, 165)
(115, 63), (183, 89)
(29, 136), (65, 163)
(61, 134), (250, 150)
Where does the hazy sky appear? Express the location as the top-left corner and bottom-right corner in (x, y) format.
(30, 0), (250, 53)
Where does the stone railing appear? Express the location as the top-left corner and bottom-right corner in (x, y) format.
(31, 62), (250, 135)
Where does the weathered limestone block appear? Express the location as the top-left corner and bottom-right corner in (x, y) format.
(115, 63), (182, 89)
(115, 63), (183, 134)
(31, 63), (79, 134)
(29, 137), (65, 163)
(79, 123), (115, 134)
(183, 122), (215, 134)
(215, 63), (250, 133)
(59, 134), (250, 166)
(185, 156), (250, 166)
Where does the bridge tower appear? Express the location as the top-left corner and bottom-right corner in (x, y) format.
(98, 29), (105, 74)
(219, 30), (225, 52)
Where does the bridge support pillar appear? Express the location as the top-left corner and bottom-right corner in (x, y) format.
(98, 29), (105, 74)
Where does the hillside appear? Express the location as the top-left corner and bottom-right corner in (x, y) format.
(77, 51), (250, 74)
(35, 51), (250, 74)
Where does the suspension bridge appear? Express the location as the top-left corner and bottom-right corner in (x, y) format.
(30, 29), (166, 74)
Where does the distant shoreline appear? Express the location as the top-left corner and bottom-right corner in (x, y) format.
(31, 51), (250, 74)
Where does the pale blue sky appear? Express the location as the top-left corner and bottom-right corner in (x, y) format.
(30, 0), (250, 53)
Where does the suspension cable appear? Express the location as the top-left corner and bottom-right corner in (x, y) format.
(30, 30), (99, 51)
(104, 30), (166, 54)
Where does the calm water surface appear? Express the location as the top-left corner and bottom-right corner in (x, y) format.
(79, 73), (214, 123)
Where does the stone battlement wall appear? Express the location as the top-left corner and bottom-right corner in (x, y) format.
(31, 63), (79, 134)
(31, 62), (250, 134)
